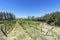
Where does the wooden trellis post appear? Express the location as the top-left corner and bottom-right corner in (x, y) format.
(46, 25), (55, 35)
(0, 24), (7, 37)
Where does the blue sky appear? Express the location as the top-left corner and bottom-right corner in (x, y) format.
(0, 0), (60, 18)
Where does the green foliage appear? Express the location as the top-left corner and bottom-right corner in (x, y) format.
(28, 16), (35, 21)
(33, 11), (60, 26)
(0, 12), (15, 20)
(0, 20), (16, 37)
(44, 11), (60, 26)
(18, 11), (60, 26)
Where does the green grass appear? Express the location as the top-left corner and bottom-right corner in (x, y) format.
(0, 20), (60, 40)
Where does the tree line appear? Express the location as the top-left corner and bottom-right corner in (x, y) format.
(27, 11), (60, 26)
(0, 12), (15, 20)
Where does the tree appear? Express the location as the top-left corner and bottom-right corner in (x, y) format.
(0, 12), (15, 20)
(34, 11), (60, 26)
(42, 11), (60, 26)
